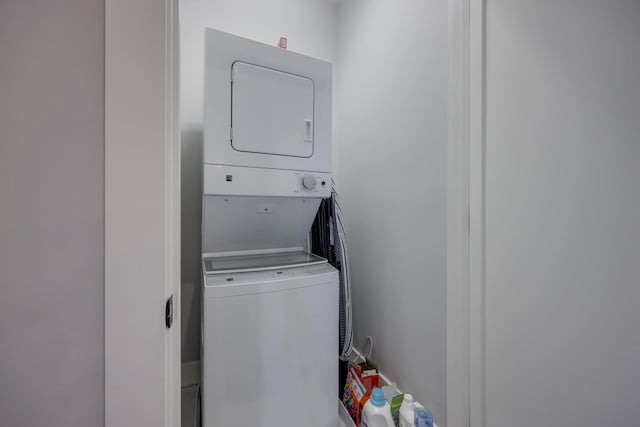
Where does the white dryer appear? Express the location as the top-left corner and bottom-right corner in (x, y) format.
(201, 251), (339, 427)
(202, 29), (333, 254)
(203, 28), (332, 175)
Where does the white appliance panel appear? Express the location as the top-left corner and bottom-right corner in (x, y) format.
(203, 250), (326, 275)
(204, 28), (332, 173)
(203, 165), (330, 198)
(232, 62), (314, 158)
(202, 196), (322, 253)
(202, 264), (338, 427)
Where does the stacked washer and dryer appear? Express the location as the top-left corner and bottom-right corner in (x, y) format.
(201, 29), (339, 427)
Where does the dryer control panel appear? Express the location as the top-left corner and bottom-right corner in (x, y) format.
(204, 165), (331, 198)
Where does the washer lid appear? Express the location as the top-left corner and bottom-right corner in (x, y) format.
(203, 250), (327, 275)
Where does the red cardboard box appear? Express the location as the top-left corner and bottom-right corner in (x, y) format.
(342, 366), (368, 425)
(342, 359), (379, 425)
(350, 358), (379, 393)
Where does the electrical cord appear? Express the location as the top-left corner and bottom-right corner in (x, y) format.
(362, 336), (374, 359)
(332, 179), (353, 361)
(309, 178), (354, 362)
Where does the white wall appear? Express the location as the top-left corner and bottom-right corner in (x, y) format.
(180, 0), (339, 363)
(334, 0), (448, 424)
(483, 1), (640, 426)
(0, 1), (104, 425)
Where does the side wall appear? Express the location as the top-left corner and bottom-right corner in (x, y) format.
(180, 0), (339, 363)
(0, 1), (105, 425)
(482, 1), (640, 426)
(334, 0), (449, 424)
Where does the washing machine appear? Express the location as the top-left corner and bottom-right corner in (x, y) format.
(201, 250), (339, 427)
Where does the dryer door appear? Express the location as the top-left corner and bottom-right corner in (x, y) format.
(231, 62), (314, 158)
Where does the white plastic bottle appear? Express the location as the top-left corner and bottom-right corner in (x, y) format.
(399, 394), (424, 427)
(361, 387), (395, 427)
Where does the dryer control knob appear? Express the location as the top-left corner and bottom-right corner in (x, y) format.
(302, 174), (317, 190)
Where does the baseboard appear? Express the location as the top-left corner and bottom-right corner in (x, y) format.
(181, 360), (201, 388)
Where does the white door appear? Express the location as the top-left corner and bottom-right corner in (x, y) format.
(232, 62), (315, 158)
(470, 1), (640, 426)
(105, 1), (181, 426)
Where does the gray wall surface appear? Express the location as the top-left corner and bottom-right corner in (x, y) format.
(484, 1), (640, 426)
(0, 1), (105, 426)
(334, 0), (448, 424)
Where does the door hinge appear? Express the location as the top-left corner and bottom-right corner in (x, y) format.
(165, 294), (173, 329)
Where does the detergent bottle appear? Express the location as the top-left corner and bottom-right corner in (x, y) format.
(399, 394), (424, 427)
(414, 407), (433, 427)
(361, 387), (395, 427)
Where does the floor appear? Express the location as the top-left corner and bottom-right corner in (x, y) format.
(181, 386), (353, 427)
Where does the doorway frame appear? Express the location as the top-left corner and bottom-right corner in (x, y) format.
(104, 0), (181, 426)
(446, 0), (485, 426)
(102, 0), (487, 425)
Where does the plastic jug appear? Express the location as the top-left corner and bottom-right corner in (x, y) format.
(414, 408), (433, 427)
(361, 387), (395, 427)
(399, 394), (423, 427)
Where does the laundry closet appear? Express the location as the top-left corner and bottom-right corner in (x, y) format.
(179, 1), (448, 426)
